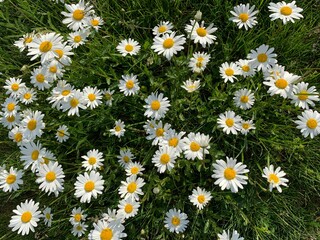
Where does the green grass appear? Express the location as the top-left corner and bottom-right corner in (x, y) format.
(0, 0), (320, 239)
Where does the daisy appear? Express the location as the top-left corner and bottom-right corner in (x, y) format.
(72, 222), (88, 237)
(0, 166), (23, 192)
(61, 0), (94, 31)
(294, 109), (320, 139)
(118, 74), (140, 96)
(89, 219), (127, 240)
(56, 125), (70, 143)
(181, 79), (201, 93)
(116, 38), (141, 56)
(219, 62), (241, 83)
(81, 149), (104, 171)
(1, 112), (21, 129)
(47, 80), (75, 110)
(117, 198), (140, 219)
(83, 86), (103, 109)
(144, 92), (171, 120)
(247, 44), (277, 71)
(152, 146), (178, 173)
(152, 21), (173, 36)
(43, 207), (53, 227)
(2, 97), (20, 117)
(240, 119), (256, 135)
(151, 32), (186, 60)
(263, 64), (286, 80)
(185, 20), (218, 48)
(262, 165), (289, 193)
(110, 119), (126, 138)
(125, 162), (145, 176)
(41, 149), (56, 166)
(211, 157), (249, 193)
(30, 66), (53, 90)
(20, 88), (37, 105)
(86, 15), (104, 31)
(233, 88), (255, 109)
(36, 161), (65, 196)
(164, 208), (189, 234)
(263, 71), (300, 98)
(74, 171), (105, 203)
(67, 30), (89, 48)
(52, 44), (74, 66)
(189, 187), (212, 210)
(102, 88), (115, 106)
(218, 229), (244, 240)
(27, 32), (64, 64)
(217, 110), (242, 135)
(117, 149), (135, 167)
(181, 132), (211, 160)
(188, 52), (210, 73)
(146, 120), (171, 145)
(4, 77), (26, 97)
(8, 126), (26, 146)
(230, 3), (259, 30)
(159, 129), (186, 154)
(60, 89), (87, 116)
(268, 1), (303, 24)
(289, 82), (319, 109)
(70, 207), (87, 225)
(21, 110), (45, 141)
(236, 59), (256, 77)
(20, 141), (46, 172)
(102, 208), (125, 223)
(118, 175), (145, 201)
(9, 199), (41, 236)
(44, 60), (65, 80)
(14, 31), (36, 52)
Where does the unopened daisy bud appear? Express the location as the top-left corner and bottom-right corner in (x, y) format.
(153, 187), (160, 194)
(194, 10), (202, 21)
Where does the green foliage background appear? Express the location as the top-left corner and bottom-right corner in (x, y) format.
(0, 0), (320, 239)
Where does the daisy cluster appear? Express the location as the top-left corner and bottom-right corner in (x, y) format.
(0, 0), (316, 239)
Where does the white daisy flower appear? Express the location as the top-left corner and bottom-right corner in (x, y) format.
(188, 52), (210, 73)
(118, 175), (145, 201)
(236, 59), (256, 77)
(263, 64), (286, 80)
(117, 198), (140, 219)
(83, 86), (103, 109)
(9, 199), (41, 236)
(151, 31), (186, 60)
(219, 62), (241, 83)
(14, 31), (36, 52)
(20, 141), (46, 172)
(125, 162), (145, 176)
(81, 149), (104, 171)
(118, 74), (140, 96)
(218, 229), (244, 240)
(43, 207), (53, 227)
(1, 112), (21, 129)
(0, 167), (23, 192)
(89, 219), (127, 240)
(185, 20), (218, 48)
(146, 120), (171, 145)
(211, 157), (249, 193)
(67, 30), (89, 48)
(295, 109), (320, 139)
(217, 110), (242, 135)
(60, 89), (87, 116)
(21, 110), (45, 141)
(117, 149), (135, 167)
(152, 146), (179, 173)
(268, 1), (303, 24)
(144, 92), (171, 120)
(102, 208), (125, 223)
(289, 82), (319, 109)
(240, 119), (256, 135)
(164, 208), (189, 234)
(52, 43), (74, 66)
(102, 88), (115, 106)
(71, 222), (88, 237)
(30, 66), (53, 90)
(116, 38), (141, 56)
(2, 97), (20, 117)
(181, 79), (201, 93)
(74, 171), (105, 203)
(233, 88), (255, 110)
(47, 80), (75, 110)
(230, 3), (259, 30)
(3, 77), (26, 97)
(20, 88), (37, 105)
(36, 161), (65, 196)
(181, 132), (211, 160)
(152, 21), (173, 36)
(159, 129), (186, 154)
(41, 149), (56, 166)
(247, 44), (277, 71)
(86, 15), (104, 31)
(44, 60), (65, 80)
(110, 119), (126, 138)
(69, 207), (87, 226)
(8, 126), (26, 146)
(188, 187), (212, 210)
(56, 125), (70, 143)
(262, 165), (289, 193)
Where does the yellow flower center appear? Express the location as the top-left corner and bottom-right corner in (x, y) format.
(126, 80), (134, 89)
(196, 62), (203, 67)
(62, 89), (70, 96)
(307, 118), (318, 129)
(257, 53), (268, 63)
(298, 90), (309, 101)
(100, 228), (113, 240)
(6, 174), (16, 184)
(225, 68), (234, 76)
(171, 216), (181, 226)
(163, 38), (174, 49)
(7, 115), (15, 122)
(46, 171), (56, 182)
(124, 204), (133, 213)
(74, 213), (81, 222)
(45, 213), (51, 219)
(131, 166), (139, 174)
(224, 167), (236, 180)
(11, 83), (19, 91)
(225, 118), (234, 127)
(105, 93), (112, 100)
(168, 137), (179, 147)
(58, 130), (65, 137)
(84, 181), (95, 192)
(36, 74), (45, 83)
(125, 44), (134, 52)
(43, 157), (50, 165)
(88, 157), (97, 165)
(76, 225), (83, 230)
(151, 100), (161, 110)
(158, 25), (167, 33)
(242, 65), (250, 72)
(275, 78), (288, 89)
(91, 19), (99, 26)
(7, 103), (15, 112)
(55, 49), (64, 59)
(49, 65), (57, 73)
(39, 41), (52, 52)
(31, 150), (39, 160)
(190, 142), (200, 152)
(74, 35), (82, 43)
(23, 93), (31, 100)
(242, 123), (250, 130)
(24, 37), (33, 43)
(239, 13), (249, 22)
(14, 132), (23, 142)
(160, 153), (170, 164)
(280, 6), (292, 16)
(197, 194), (205, 204)
(156, 128), (164, 137)
(268, 173), (280, 184)
(28, 119), (37, 130)
(88, 93), (96, 101)
(127, 182), (137, 193)
(70, 98), (79, 108)
(115, 126), (121, 132)
(240, 95), (249, 103)
(21, 211), (32, 223)
(73, 9), (85, 21)
(196, 27), (207, 37)
(123, 156), (130, 163)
